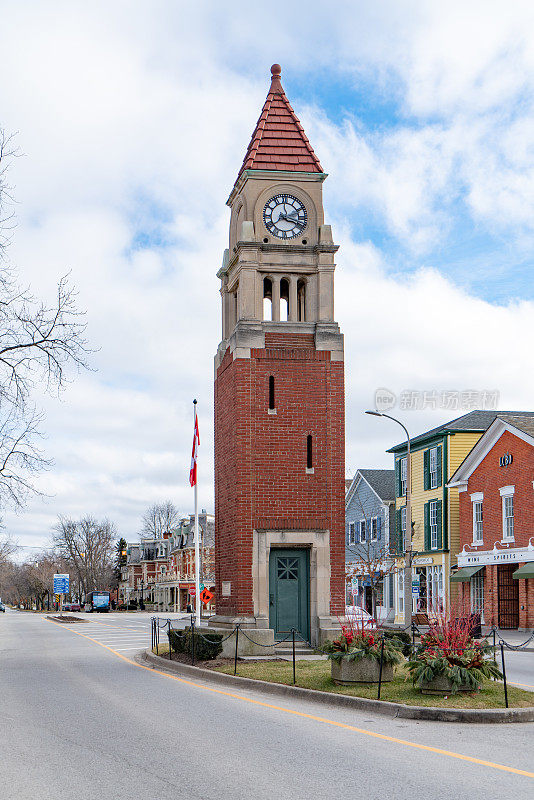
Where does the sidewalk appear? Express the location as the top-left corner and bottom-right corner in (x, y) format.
(482, 627), (534, 652)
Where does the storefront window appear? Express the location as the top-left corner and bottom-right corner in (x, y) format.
(470, 572), (484, 618)
(415, 567), (427, 613)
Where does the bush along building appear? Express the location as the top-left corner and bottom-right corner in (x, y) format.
(345, 469), (395, 622)
(448, 414), (534, 630)
(389, 410), (524, 625)
(119, 511), (215, 613)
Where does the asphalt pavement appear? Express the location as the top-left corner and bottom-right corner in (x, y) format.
(2, 610), (533, 800)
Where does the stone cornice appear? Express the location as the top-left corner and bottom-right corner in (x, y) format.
(227, 169), (328, 206)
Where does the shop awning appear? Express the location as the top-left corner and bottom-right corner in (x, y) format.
(450, 566), (484, 583)
(512, 563), (534, 579)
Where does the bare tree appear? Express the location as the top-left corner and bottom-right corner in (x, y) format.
(52, 516), (116, 597)
(0, 531), (17, 566)
(0, 127), (91, 508)
(141, 501), (181, 538)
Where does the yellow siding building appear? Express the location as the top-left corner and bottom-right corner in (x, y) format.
(388, 411), (503, 624)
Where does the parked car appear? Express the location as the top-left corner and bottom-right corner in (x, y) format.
(69, 603), (81, 612)
(61, 603), (71, 612)
(344, 605), (376, 628)
(0, 602), (5, 612)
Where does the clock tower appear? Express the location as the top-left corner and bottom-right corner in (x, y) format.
(213, 65), (345, 647)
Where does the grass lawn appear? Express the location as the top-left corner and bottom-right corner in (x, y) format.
(208, 659), (533, 709)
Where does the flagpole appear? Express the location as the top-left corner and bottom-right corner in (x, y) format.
(193, 399), (200, 626)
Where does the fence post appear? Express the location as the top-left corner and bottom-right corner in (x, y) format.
(500, 643), (508, 708)
(234, 625), (240, 676)
(151, 618), (154, 651)
(292, 629), (296, 685)
(377, 636), (385, 700)
(168, 620), (172, 660)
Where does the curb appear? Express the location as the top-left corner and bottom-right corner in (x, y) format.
(139, 650), (534, 724)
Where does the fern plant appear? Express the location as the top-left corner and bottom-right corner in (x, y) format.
(407, 636), (502, 693)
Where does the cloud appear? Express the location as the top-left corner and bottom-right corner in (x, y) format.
(1, 1), (534, 548)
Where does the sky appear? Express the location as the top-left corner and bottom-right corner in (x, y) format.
(2, 0), (534, 552)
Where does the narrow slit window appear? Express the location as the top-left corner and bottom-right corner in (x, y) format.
(306, 435), (313, 469)
(269, 376), (275, 410)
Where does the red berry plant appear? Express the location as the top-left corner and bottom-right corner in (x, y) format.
(322, 615), (403, 666)
(407, 600), (501, 693)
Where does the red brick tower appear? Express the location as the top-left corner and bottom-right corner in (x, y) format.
(213, 65), (345, 646)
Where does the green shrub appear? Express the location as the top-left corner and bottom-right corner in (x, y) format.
(381, 628), (412, 657)
(168, 627), (223, 660)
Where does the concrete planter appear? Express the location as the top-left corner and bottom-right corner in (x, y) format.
(420, 675), (480, 695)
(331, 657), (394, 685)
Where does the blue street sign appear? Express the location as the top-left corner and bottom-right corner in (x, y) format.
(53, 574), (69, 594)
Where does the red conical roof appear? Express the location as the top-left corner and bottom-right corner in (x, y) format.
(236, 64), (323, 181)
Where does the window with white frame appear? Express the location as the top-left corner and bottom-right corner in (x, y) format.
(429, 446), (438, 489)
(398, 569), (404, 614)
(470, 572), (484, 616)
(428, 565), (443, 614)
(359, 520), (366, 542)
(371, 517), (378, 541)
(503, 496), (514, 540)
(430, 500), (438, 549)
(470, 492), (483, 543)
(400, 506), (407, 550)
(500, 486), (515, 541)
(348, 522), (355, 545)
(400, 457), (407, 496)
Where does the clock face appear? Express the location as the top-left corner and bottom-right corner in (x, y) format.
(263, 194), (307, 240)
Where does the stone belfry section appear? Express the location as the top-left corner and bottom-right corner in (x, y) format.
(213, 65), (345, 647)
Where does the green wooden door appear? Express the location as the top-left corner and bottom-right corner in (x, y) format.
(269, 548), (310, 642)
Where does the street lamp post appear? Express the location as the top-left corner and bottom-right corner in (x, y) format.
(365, 410), (412, 631)
(140, 579), (145, 609)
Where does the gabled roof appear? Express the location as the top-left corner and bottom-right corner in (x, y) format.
(235, 64), (323, 183)
(346, 469), (396, 507)
(448, 414), (534, 486)
(387, 410), (534, 454)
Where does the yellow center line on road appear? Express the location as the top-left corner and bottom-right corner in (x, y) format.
(45, 618), (534, 780)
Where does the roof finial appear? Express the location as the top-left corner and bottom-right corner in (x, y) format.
(270, 63), (283, 93)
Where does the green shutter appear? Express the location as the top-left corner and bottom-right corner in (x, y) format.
(437, 499), (444, 549)
(423, 449), (430, 490)
(437, 445), (443, 487)
(395, 509), (402, 554)
(424, 502), (430, 551)
(395, 459), (401, 497)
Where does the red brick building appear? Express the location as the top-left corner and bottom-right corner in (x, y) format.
(213, 65), (345, 645)
(449, 414), (534, 629)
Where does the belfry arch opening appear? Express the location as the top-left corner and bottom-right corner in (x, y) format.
(297, 279), (306, 322)
(280, 278), (289, 321)
(263, 277), (273, 321)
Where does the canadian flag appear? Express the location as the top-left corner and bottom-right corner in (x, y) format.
(189, 410), (200, 487)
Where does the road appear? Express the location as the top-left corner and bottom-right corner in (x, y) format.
(1, 610), (533, 800)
